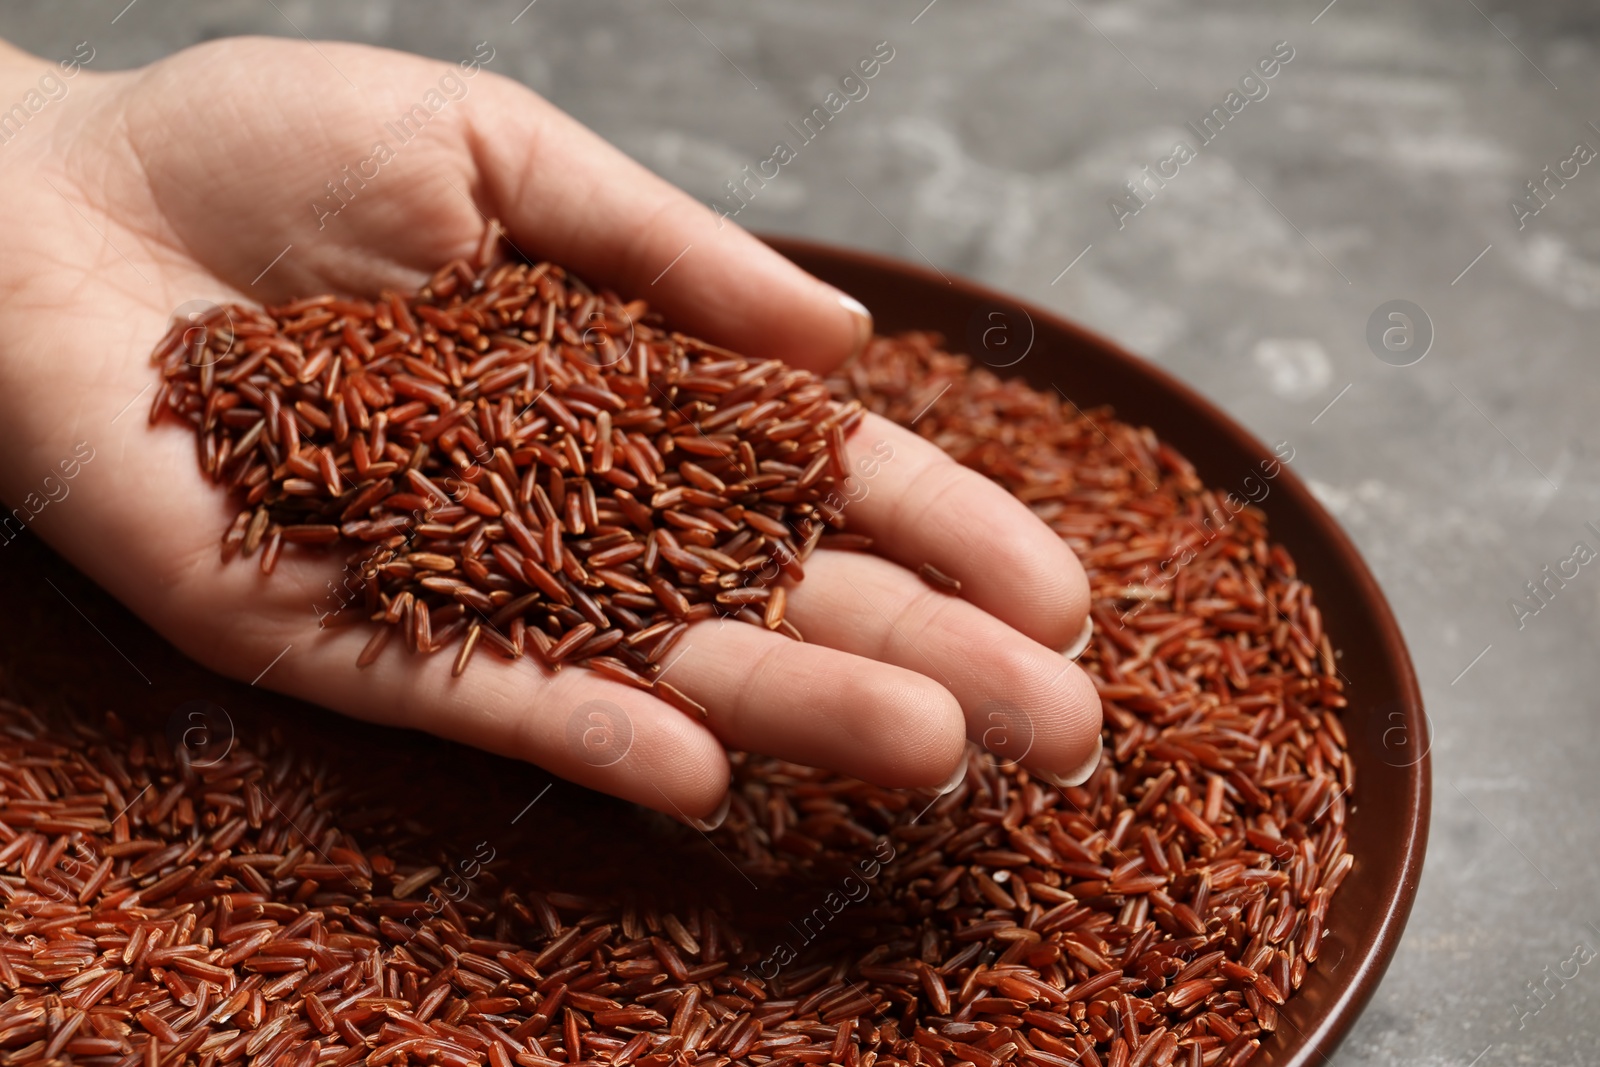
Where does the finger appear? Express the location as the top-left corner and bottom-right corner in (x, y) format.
(468, 76), (871, 373)
(192, 609), (734, 826)
(832, 414), (1092, 652)
(783, 550), (1103, 786)
(658, 617), (967, 790)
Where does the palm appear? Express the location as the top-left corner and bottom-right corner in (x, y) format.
(126, 46), (499, 299)
(0, 37), (1102, 823)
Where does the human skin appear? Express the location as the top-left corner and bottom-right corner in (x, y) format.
(0, 35), (1100, 825)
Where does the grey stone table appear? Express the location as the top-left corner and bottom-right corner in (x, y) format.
(3, 1), (1597, 1062)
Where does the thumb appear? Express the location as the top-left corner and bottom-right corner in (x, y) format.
(467, 76), (872, 372)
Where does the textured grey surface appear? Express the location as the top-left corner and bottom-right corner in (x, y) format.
(3, 1), (1599, 1063)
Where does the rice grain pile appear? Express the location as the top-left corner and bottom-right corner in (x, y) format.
(150, 236), (862, 708)
(1, 271), (1353, 1067)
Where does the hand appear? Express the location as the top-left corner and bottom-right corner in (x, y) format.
(0, 36), (1100, 825)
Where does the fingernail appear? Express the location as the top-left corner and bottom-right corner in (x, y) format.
(1061, 614), (1094, 661)
(1037, 744), (1102, 789)
(914, 753), (969, 798)
(681, 792), (731, 833)
(837, 291), (873, 362)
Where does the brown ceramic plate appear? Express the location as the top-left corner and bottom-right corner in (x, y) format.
(0, 237), (1425, 1067)
(764, 234), (1430, 1066)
